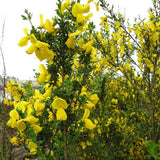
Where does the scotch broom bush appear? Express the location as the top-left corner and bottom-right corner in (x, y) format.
(4, 0), (160, 159)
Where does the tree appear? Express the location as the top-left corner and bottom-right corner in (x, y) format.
(5, 0), (160, 159)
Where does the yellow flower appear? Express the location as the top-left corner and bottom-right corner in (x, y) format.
(64, 74), (69, 80)
(130, 112), (136, 117)
(72, 3), (84, 17)
(43, 19), (55, 33)
(7, 118), (17, 128)
(84, 12), (93, 21)
(105, 117), (113, 127)
(81, 86), (87, 92)
(124, 63), (131, 71)
(69, 31), (81, 37)
(40, 14), (44, 28)
(40, 14), (55, 33)
(111, 98), (118, 104)
(48, 111), (54, 122)
(72, 3), (90, 23)
(94, 2), (99, 11)
(61, 0), (71, 12)
(27, 104), (33, 116)
(31, 124), (42, 134)
(82, 40), (94, 54)
(99, 16), (106, 25)
(24, 115), (39, 124)
(86, 140), (92, 146)
(9, 110), (19, 120)
(56, 108), (67, 121)
(50, 151), (54, 156)
(51, 97), (68, 121)
(81, 142), (86, 149)
(155, 70), (160, 76)
(78, 38), (84, 47)
(52, 97), (68, 109)
(82, 108), (96, 130)
(97, 127), (101, 134)
(37, 64), (51, 84)
(10, 137), (19, 146)
(3, 98), (13, 106)
(17, 119), (26, 132)
(18, 37), (29, 47)
(83, 4), (90, 13)
(34, 89), (42, 100)
(82, 108), (90, 121)
(28, 141), (37, 155)
(42, 85), (52, 99)
(89, 94), (99, 104)
(65, 30), (81, 49)
(94, 119), (98, 124)
(18, 28), (29, 47)
(80, 90), (87, 96)
(84, 119), (96, 130)
(84, 101), (95, 108)
(15, 101), (28, 113)
(34, 100), (45, 115)
(65, 36), (75, 49)
(115, 21), (121, 29)
(26, 34), (54, 61)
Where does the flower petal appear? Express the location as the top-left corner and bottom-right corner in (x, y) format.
(52, 97), (68, 109)
(82, 108), (90, 121)
(26, 44), (36, 54)
(17, 119), (26, 132)
(84, 118), (96, 130)
(9, 110), (19, 120)
(23, 28), (28, 35)
(56, 108), (67, 121)
(18, 36), (29, 47)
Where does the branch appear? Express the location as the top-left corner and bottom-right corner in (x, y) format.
(100, 0), (142, 49)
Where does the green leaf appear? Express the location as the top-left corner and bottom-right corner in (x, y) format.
(145, 140), (158, 157)
(21, 15), (27, 20)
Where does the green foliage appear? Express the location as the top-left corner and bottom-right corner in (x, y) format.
(145, 140), (160, 160)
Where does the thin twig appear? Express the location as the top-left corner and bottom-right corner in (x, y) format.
(0, 19), (7, 77)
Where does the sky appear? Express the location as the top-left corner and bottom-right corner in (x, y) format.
(0, 0), (152, 80)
